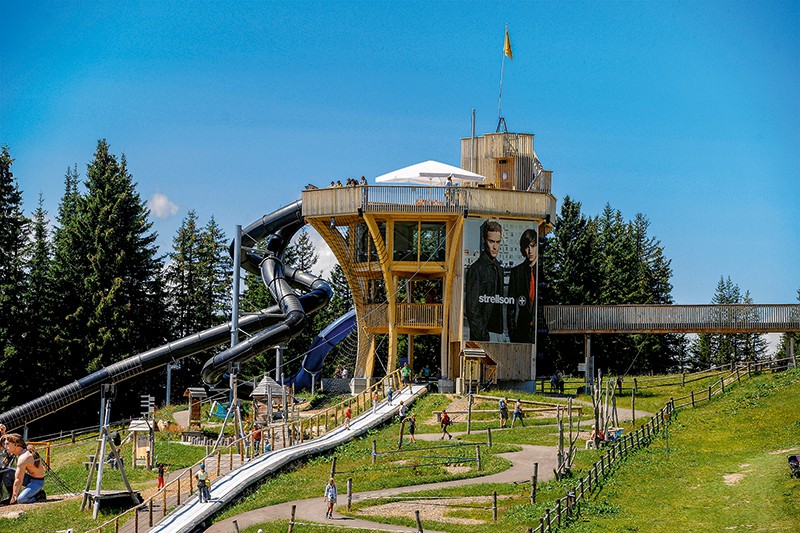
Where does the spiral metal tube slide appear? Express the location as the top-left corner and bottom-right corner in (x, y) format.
(0, 200), (329, 431)
(0, 309), (282, 431)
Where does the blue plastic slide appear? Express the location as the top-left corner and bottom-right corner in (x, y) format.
(286, 309), (357, 390)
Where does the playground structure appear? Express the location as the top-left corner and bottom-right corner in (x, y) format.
(303, 131), (556, 394)
(0, 125), (795, 530)
(1, 127), (798, 434)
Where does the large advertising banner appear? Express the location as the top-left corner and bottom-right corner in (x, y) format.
(463, 217), (538, 344)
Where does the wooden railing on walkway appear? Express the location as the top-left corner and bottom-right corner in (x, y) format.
(543, 304), (800, 334)
(301, 185), (556, 221)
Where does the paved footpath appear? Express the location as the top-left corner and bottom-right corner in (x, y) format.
(207, 441), (557, 533)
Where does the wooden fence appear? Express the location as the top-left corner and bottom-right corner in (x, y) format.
(527, 356), (795, 532)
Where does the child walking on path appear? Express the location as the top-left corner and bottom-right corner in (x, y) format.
(324, 477), (338, 519)
(440, 409), (452, 440)
(344, 405), (352, 430)
(408, 413), (417, 444)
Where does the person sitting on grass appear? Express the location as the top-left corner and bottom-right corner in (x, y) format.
(1, 433), (46, 504)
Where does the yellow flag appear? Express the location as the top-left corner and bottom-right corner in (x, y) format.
(504, 27), (513, 59)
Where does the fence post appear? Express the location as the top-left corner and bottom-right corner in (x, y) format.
(372, 440), (377, 465)
(531, 463), (538, 503)
(476, 445), (481, 471)
(347, 477), (353, 511)
(148, 495), (153, 526)
(557, 497), (562, 527)
(177, 478), (181, 506)
(681, 372), (685, 387)
(467, 394), (473, 435)
(492, 491), (498, 521)
(415, 509), (424, 533)
(232, 520), (240, 533)
(487, 427), (492, 447)
(708, 385), (712, 401)
(288, 504), (296, 533)
(631, 388), (636, 427)
(721, 376), (725, 394)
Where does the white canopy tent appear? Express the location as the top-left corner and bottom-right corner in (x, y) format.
(374, 160), (486, 185)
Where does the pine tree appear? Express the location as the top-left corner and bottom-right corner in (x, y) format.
(197, 216), (232, 325)
(71, 141), (167, 375)
(49, 165), (87, 385)
(284, 229), (319, 274)
(19, 196), (59, 400)
(540, 196), (601, 375)
(628, 213), (683, 373)
(776, 288), (800, 359)
(740, 290), (768, 361)
(0, 146), (28, 408)
(165, 212), (232, 394)
(166, 210), (205, 337)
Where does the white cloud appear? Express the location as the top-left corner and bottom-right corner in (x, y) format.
(148, 193), (179, 219)
(305, 227), (338, 278)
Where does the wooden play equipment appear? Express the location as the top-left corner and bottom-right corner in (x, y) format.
(302, 130), (555, 392)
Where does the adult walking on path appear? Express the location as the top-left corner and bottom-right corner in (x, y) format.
(323, 477), (338, 519)
(206, 444), (558, 533)
(499, 397), (509, 428)
(511, 398), (525, 428)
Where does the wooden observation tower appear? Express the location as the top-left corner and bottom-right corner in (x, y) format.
(303, 131), (556, 392)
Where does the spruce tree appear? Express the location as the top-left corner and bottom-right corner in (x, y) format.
(740, 290), (768, 361)
(776, 288), (800, 359)
(20, 196), (59, 400)
(166, 210), (205, 337)
(540, 196), (601, 375)
(197, 216), (232, 325)
(0, 146), (28, 408)
(71, 141), (166, 375)
(165, 211), (232, 394)
(49, 165), (88, 385)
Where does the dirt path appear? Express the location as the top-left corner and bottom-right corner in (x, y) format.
(206, 441), (557, 533)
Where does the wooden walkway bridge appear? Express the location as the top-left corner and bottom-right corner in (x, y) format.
(543, 304), (800, 334)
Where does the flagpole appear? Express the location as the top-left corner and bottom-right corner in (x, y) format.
(498, 53), (505, 130)
(497, 24), (507, 132)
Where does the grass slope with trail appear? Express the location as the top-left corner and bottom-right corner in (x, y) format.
(563, 368), (800, 532)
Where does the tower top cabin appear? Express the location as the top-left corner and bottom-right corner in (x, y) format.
(461, 132), (553, 196)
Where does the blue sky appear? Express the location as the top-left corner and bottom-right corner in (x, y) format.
(2, 0), (798, 306)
